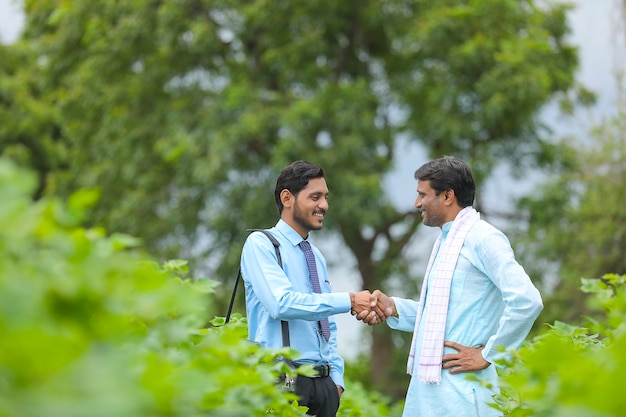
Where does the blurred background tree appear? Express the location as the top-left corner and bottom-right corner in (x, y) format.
(508, 0), (626, 329)
(513, 87), (626, 325)
(0, 0), (589, 398)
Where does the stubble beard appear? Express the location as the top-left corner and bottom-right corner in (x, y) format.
(293, 203), (324, 232)
(420, 210), (441, 228)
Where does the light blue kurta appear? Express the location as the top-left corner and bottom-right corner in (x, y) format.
(387, 219), (543, 417)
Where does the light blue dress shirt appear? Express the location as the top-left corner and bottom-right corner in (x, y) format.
(240, 220), (352, 388)
(387, 218), (543, 417)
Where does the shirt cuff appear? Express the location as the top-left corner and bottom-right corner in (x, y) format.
(329, 292), (352, 314)
(385, 297), (416, 332)
(331, 370), (345, 390)
(386, 315), (401, 329)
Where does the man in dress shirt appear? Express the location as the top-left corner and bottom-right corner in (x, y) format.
(240, 160), (378, 417)
(361, 156), (543, 417)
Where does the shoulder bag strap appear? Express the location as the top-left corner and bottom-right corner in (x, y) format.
(225, 229), (290, 349)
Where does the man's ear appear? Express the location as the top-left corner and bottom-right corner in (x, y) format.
(443, 189), (457, 206)
(280, 189), (293, 208)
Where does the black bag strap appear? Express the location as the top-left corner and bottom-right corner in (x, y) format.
(225, 229), (290, 348)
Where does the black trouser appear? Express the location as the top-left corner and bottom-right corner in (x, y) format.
(295, 375), (340, 417)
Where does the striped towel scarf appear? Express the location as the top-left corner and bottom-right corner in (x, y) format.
(406, 206), (480, 383)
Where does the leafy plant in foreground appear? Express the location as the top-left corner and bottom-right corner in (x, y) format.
(0, 158), (304, 417)
(495, 273), (626, 416)
(0, 158), (400, 417)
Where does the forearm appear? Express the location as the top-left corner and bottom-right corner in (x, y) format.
(482, 292), (543, 363)
(270, 291), (352, 320)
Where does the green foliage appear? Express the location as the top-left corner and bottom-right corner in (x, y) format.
(0, 158), (402, 417)
(2, 0), (585, 399)
(496, 274), (626, 416)
(394, 0), (589, 181)
(514, 93), (626, 324)
(2, 0), (582, 265)
(337, 379), (404, 417)
(0, 157), (306, 417)
(0, 43), (63, 200)
(580, 273), (626, 338)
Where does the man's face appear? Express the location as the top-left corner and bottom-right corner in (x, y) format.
(292, 177), (329, 234)
(415, 180), (445, 228)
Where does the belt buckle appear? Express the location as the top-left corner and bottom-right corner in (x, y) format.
(316, 365), (330, 377)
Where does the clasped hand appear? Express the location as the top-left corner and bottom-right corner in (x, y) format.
(350, 290), (396, 325)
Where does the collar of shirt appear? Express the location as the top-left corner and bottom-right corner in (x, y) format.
(276, 219), (308, 248)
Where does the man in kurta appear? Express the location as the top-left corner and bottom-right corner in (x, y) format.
(361, 156), (543, 417)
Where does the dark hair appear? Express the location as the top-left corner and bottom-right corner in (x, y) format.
(274, 160), (325, 213)
(414, 156), (475, 207)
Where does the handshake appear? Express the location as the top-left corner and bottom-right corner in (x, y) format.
(349, 290), (397, 325)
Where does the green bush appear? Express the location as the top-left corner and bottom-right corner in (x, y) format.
(0, 158), (400, 417)
(496, 273), (626, 416)
(336, 378), (403, 417)
(0, 158), (304, 417)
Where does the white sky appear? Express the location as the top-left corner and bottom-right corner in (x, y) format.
(0, 0), (23, 44)
(1, 0), (624, 358)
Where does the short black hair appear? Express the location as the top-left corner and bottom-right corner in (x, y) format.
(414, 156), (475, 207)
(274, 160), (325, 213)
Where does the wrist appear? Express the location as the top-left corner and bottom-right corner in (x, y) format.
(348, 292), (356, 316)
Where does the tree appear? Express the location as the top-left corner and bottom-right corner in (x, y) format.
(514, 93), (626, 325)
(0, 43), (63, 199)
(1, 0), (584, 396)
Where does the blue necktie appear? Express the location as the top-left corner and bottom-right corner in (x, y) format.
(299, 240), (331, 342)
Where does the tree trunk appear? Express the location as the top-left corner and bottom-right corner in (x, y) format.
(357, 248), (410, 398)
(370, 324), (395, 393)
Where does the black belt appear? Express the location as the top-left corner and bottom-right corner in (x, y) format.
(294, 363), (331, 378)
